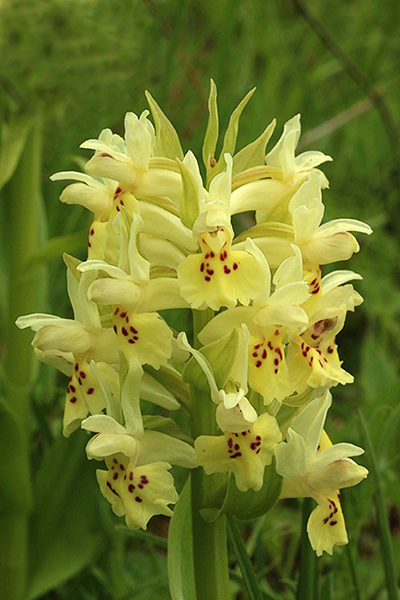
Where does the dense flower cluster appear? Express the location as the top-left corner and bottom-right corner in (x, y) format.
(17, 83), (370, 555)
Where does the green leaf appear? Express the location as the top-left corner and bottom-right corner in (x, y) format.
(168, 479), (196, 600)
(27, 430), (103, 599)
(233, 119), (276, 176)
(145, 91), (184, 161)
(357, 409), (400, 600)
(182, 328), (239, 391)
(24, 232), (88, 275)
(0, 396), (32, 511)
(176, 157), (200, 229)
(227, 515), (263, 600)
(0, 113), (34, 190)
(201, 458), (282, 522)
(208, 87), (256, 185)
(202, 79), (219, 174)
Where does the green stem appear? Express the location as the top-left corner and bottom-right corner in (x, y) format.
(190, 309), (231, 600)
(0, 112), (45, 600)
(296, 498), (318, 600)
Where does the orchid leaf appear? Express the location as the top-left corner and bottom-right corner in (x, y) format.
(168, 478), (196, 600)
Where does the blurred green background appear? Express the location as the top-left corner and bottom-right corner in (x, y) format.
(0, 0), (399, 598)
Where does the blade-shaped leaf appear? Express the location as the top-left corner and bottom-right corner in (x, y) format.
(27, 430), (103, 599)
(168, 478), (196, 600)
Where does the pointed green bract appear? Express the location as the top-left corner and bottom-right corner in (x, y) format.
(233, 119), (276, 176)
(207, 87), (256, 185)
(202, 79), (219, 178)
(145, 91), (184, 161)
(200, 459), (282, 522)
(177, 157), (200, 229)
(182, 328), (239, 391)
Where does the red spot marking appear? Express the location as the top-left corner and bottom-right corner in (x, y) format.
(120, 464), (125, 470)
(129, 472), (133, 480)
(141, 476), (149, 483)
(106, 481), (120, 497)
(274, 368), (278, 374)
(210, 252), (215, 258)
(130, 326), (138, 334)
(233, 263), (238, 270)
(275, 329), (279, 335)
(135, 496), (143, 503)
(205, 253), (209, 259)
(262, 349), (267, 359)
(256, 436), (261, 441)
(223, 265), (231, 274)
(88, 241), (92, 248)
(70, 397), (77, 403)
(138, 484), (143, 489)
(113, 458), (118, 464)
(230, 452), (242, 459)
(220, 253), (226, 261)
(69, 385), (76, 393)
(128, 339), (135, 344)
(87, 388), (94, 395)
(120, 312), (127, 318)
(116, 206), (120, 212)
(114, 308), (119, 315)
(122, 327), (128, 336)
(75, 363), (79, 371)
(78, 377), (82, 385)
(311, 278), (317, 285)
(113, 325), (117, 333)
(256, 360), (262, 368)
(228, 438), (233, 448)
(303, 352), (307, 357)
(254, 344), (261, 350)
(327, 347), (334, 354)
(114, 186), (122, 197)
(128, 484), (135, 493)
(99, 152), (114, 159)
(205, 276), (211, 282)
(252, 352), (258, 357)
(90, 228), (95, 236)
(206, 269), (214, 275)
(330, 521), (337, 526)
(274, 358), (279, 366)
(80, 371), (86, 379)
(268, 341), (273, 350)
(120, 199), (124, 206)
(234, 444), (240, 450)
(113, 473), (118, 480)
(125, 316), (129, 323)
(133, 336), (138, 340)
(200, 263), (205, 272)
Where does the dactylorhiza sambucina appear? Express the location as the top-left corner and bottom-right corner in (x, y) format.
(17, 83), (371, 555)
